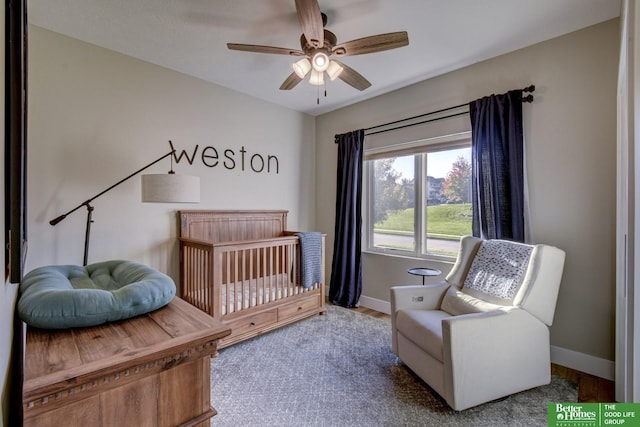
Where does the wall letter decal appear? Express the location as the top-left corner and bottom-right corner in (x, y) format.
(170, 142), (280, 175)
(201, 146), (219, 167)
(223, 149), (236, 170)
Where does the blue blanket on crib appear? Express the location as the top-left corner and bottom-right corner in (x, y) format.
(296, 232), (323, 289)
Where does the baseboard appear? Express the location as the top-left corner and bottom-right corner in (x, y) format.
(550, 345), (615, 381)
(359, 295), (615, 381)
(359, 295), (391, 315)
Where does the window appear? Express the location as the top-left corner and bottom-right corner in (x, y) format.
(365, 133), (472, 259)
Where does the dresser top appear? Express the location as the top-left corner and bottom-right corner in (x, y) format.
(24, 297), (230, 399)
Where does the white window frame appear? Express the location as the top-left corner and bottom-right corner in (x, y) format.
(363, 131), (472, 261)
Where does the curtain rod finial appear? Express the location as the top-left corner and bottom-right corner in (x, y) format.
(523, 84), (535, 93)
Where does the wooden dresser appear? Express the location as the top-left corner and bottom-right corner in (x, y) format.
(23, 297), (231, 427)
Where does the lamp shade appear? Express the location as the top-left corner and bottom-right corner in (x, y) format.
(311, 52), (329, 72)
(141, 174), (200, 203)
(292, 58), (311, 78)
(326, 60), (344, 80)
(309, 69), (324, 86)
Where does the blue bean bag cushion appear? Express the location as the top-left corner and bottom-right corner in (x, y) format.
(18, 260), (176, 329)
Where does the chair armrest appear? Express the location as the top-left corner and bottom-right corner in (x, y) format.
(441, 308), (550, 410)
(389, 282), (449, 356)
(390, 282), (449, 314)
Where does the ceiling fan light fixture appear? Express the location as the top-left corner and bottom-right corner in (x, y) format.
(311, 51), (330, 72)
(309, 69), (324, 86)
(326, 60), (344, 80)
(293, 58), (311, 78)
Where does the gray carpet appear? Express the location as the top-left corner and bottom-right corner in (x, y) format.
(210, 304), (577, 426)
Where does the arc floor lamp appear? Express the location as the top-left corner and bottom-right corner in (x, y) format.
(49, 143), (200, 265)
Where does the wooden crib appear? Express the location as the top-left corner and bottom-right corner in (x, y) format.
(178, 210), (326, 348)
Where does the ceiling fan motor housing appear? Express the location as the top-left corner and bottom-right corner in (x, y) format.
(300, 30), (337, 52)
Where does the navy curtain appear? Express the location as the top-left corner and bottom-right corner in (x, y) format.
(329, 130), (365, 308)
(469, 90), (525, 242)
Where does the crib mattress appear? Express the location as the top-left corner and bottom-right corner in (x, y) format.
(183, 274), (319, 315)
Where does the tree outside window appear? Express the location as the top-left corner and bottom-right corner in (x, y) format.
(369, 141), (472, 258)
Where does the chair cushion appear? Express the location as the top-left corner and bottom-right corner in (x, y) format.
(395, 309), (451, 362)
(18, 260), (176, 329)
(462, 240), (533, 305)
(440, 286), (505, 315)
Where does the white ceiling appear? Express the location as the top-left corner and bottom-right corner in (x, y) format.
(27, 0), (620, 116)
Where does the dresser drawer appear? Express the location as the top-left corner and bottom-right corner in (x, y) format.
(278, 294), (320, 320)
(226, 309), (278, 338)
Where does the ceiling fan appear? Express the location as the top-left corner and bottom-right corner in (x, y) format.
(227, 0), (409, 93)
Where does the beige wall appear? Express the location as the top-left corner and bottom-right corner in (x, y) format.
(316, 19), (619, 369)
(0, 282), (17, 427)
(27, 26), (316, 282)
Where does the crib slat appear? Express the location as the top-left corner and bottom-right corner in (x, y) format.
(291, 242), (297, 296)
(228, 250), (232, 311)
(261, 247), (266, 305)
(267, 245), (273, 303)
(249, 248), (254, 308)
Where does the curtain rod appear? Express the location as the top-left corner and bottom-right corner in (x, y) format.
(357, 85), (535, 138)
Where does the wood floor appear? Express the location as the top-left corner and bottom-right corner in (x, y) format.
(353, 305), (616, 403)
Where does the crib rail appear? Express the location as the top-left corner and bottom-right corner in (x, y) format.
(179, 235), (321, 320)
(179, 237), (216, 316)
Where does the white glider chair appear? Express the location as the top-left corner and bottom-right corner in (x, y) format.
(390, 235), (565, 411)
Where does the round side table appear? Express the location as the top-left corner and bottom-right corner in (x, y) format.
(407, 267), (442, 285)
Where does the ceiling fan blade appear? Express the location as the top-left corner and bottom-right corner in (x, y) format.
(280, 72), (303, 90)
(333, 31), (409, 56)
(333, 60), (371, 91)
(227, 43), (305, 56)
(295, 0), (324, 48)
